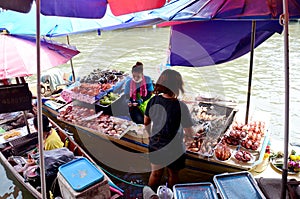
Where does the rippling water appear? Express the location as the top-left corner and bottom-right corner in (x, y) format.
(1, 22), (300, 198)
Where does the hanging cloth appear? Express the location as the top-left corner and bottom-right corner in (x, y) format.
(129, 76), (147, 101)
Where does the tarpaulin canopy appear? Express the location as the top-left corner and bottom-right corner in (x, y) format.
(40, 0), (167, 18)
(148, 0), (300, 67)
(0, 0), (167, 17)
(0, 2), (161, 37)
(168, 20), (283, 67)
(0, 3), (103, 37)
(150, 0), (300, 20)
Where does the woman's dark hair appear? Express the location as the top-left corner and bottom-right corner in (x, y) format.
(132, 61), (143, 73)
(154, 69), (184, 98)
(33, 115), (51, 132)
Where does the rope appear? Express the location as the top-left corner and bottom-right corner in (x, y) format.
(97, 164), (145, 188)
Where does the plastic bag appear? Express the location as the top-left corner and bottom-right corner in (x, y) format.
(33, 147), (74, 177)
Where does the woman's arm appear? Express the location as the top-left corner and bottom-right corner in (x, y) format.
(183, 127), (195, 147)
(144, 115), (151, 135)
(141, 91), (153, 102)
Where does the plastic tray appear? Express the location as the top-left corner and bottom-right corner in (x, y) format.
(96, 92), (121, 108)
(59, 157), (104, 192)
(213, 171), (266, 199)
(173, 182), (218, 199)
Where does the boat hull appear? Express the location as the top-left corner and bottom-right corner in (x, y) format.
(43, 105), (248, 183)
(0, 115), (115, 198)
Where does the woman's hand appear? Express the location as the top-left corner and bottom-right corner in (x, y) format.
(183, 127), (195, 147)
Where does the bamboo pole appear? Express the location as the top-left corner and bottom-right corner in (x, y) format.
(281, 0), (290, 198)
(245, 21), (256, 125)
(36, 0), (47, 198)
(67, 35), (76, 82)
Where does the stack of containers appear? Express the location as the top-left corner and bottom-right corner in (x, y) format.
(57, 157), (111, 199)
(173, 171), (266, 199)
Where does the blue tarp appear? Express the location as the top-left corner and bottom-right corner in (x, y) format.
(0, 3), (159, 37)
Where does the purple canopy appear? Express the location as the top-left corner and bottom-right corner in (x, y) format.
(40, 0), (167, 18)
(151, 0), (300, 20)
(169, 20), (283, 67)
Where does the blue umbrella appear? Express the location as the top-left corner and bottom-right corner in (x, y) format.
(0, 3), (101, 37)
(0, 2), (160, 37)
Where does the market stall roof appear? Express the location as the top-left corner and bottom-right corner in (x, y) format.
(40, 0), (167, 18)
(0, 0), (167, 18)
(168, 20), (283, 67)
(150, 0), (300, 20)
(0, 2), (160, 37)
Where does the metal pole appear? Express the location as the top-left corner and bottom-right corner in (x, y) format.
(245, 21), (256, 125)
(22, 111), (31, 134)
(281, 0), (289, 198)
(36, 0), (47, 198)
(66, 35), (76, 82)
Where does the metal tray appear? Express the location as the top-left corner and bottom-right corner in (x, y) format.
(198, 102), (235, 129)
(96, 92), (121, 108)
(173, 182), (218, 199)
(213, 171), (266, 199)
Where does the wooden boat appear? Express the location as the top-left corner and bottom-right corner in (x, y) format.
(41, 98), (271, 183)
(36, 69), (273, 182)
(0, 116), (120, 199)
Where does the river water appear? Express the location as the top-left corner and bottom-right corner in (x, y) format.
(1, 22), (300, 198)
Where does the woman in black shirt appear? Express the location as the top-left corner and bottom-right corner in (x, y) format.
(144, 69), (194, 191)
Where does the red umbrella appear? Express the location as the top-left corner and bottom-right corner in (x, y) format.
(0, 34), (80, 79)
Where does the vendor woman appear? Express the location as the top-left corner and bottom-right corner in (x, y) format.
(124, 62), (154, 124)
(33, 115), (64, 151)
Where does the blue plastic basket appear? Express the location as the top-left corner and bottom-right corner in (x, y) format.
(213, 171), (266, 199)
(59, 157), (104, 192)
(173, 182), (218, 199)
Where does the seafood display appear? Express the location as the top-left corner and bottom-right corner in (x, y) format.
(187, 122), (221, 156)
(186, 118), (268, 168)
(57, 105), (132, 138)
(186, 102), (234, 155)
(234, 150), (254, 163)
(191, 105), (219, 121)
(214, 143), (232, 161)
(71, 83), (111, 104)
(79, 69), (127, 84)
(70, 69), (128, 104)
(222, 120), (265, 151)
(187, 124), (210, 153)
(199, 138), (219, 157)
